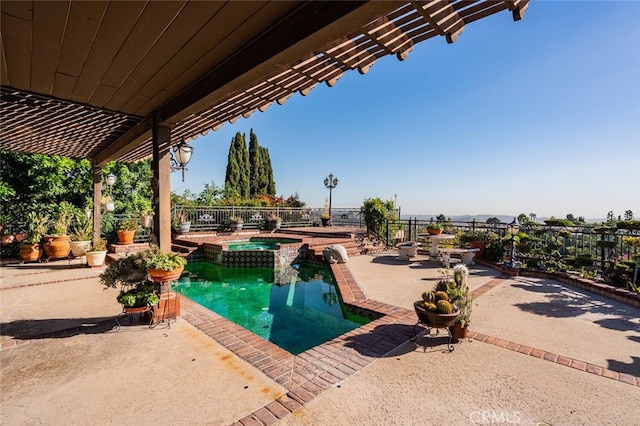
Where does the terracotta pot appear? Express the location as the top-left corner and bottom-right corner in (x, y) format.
(148, 266), (184, 283)
(20, 243), (43, 262)
(449, 323), (469, 339)
(43, 235), (71, 259)
(468, 241), (487, 259)
(117, 230), (135, 245)
(1, 234), (15, 245)
(86, 251), (107, 267)
(427, 229), (442, 235)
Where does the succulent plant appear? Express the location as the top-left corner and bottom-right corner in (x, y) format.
(424, 302), (437, 312)
(436, 300), (453, 314)
(422, 291), (436, 303)
(434, 291), (449, 301)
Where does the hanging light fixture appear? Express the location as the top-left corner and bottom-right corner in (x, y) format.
(103, 173), (116, 212)
(170, 138), (194, 182)
(105, 173), (116, 188)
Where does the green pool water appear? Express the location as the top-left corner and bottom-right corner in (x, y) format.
(175, 262), (370, 355)
(225, 241), (277, 251)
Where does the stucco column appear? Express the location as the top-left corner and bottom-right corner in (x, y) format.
(152, 122), (172, 252)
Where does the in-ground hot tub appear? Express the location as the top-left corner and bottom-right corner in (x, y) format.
(201, 237), (305, 268)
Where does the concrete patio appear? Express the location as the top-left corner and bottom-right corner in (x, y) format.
(1, 249), (638, 425)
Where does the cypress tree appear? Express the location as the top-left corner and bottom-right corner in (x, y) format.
(248, 129), (261, 197)
(226, 129), (274, 200)
(225, 132), (250, 199)
(261, 146), (275, 196)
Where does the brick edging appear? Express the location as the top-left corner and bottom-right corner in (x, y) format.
(468, 331), (640, 387)
(0, 275), (101, 291)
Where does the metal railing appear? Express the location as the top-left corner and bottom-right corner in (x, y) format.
(171, 205), (364, 231)
(391, 218), (639, 271)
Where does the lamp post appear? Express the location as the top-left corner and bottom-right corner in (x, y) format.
(170, 138), (194, 182)
(507, 217), (520, 268)
(323, 173), (338, 224)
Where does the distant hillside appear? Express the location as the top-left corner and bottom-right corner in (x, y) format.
(403, 214), (516, 223)
(402, 214), (605, 224)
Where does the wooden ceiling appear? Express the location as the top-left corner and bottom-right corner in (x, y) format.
(0, 0), (528, 165)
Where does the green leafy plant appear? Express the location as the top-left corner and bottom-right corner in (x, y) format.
(50, 201), (74, 235)
(88, 238), (107, 252)
(117, 219), (139, 231)
(116, 282), (159, 308)
(143, 249), (187, 271)
(23, 211), (50, 244)
(426, 222), (444, 231)
(99, 249), (152, 288)
(70, 211), (93, 241)
(173, 210), (189, 224)
(459, 230), (499, 244)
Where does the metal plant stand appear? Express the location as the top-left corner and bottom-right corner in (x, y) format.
(411, 321), (456, 352)
(411, 302), (460, 352)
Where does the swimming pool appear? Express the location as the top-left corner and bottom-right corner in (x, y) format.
(175, 262), (371, 355)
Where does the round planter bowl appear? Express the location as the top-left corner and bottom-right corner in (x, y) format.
(148, 266), (184, 283)
(413, 302), (460, 328)
(427, 229), (442, 235)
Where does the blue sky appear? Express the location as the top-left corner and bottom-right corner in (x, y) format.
(171, 1), (640, 221)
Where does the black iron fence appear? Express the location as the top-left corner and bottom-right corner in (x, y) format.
(393, 218), (639, 273)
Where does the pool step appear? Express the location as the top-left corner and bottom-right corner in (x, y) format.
(171, 239), (199, 256)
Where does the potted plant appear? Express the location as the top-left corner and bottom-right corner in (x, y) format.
(117, 282), (159, 310)
(459, 230), (499, 259)
(116, 219), (138, 245)
(229, 216), (244, 231)
(320, 212), (331, 227)
(43, 201), (73, 260)
(175, 210), (191, 234)
(445, 264), (474, 338)
(99, 248), (158, 313)
(267, 214), (282, 230)
(20, 211), (49, 263)
(69, 211), (93, 257)
(139, 208), (154, 228)
(101, 194), (115, 212)
(86, 238), (108, 267)
(1, 227), (15, 246)
(144, 247), (187, 285)
(426, 222), (444, 235)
